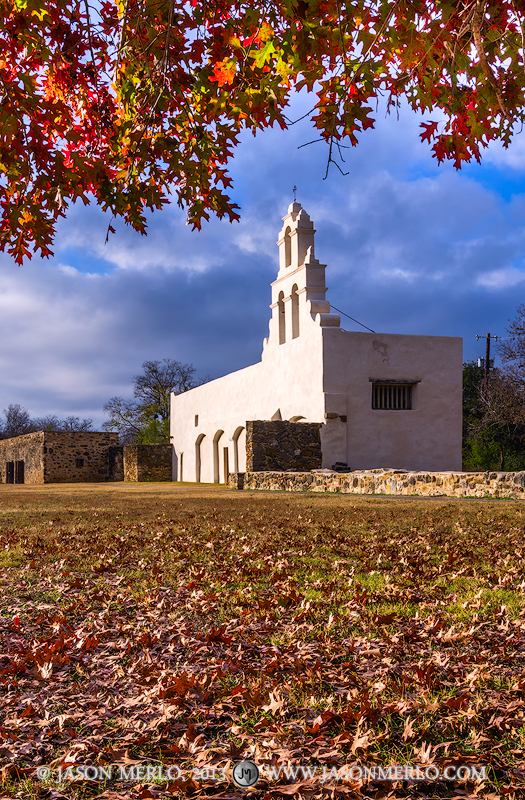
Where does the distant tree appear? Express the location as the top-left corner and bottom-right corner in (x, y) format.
(61, 416), (93, 431)
(498, 304), (525, 372)
(463, 362), (525, 471)
(462, 361), (497, 470)
(0, 404), (33, 439)
(0, 406), (93, 439)
(133, 359), (196, 424)
(102, 397), (147, 445)
(32, 414), (93, 432)
(29, 414), (61, 432)
(478, 370), (525, 470)
(462, 361), (484, 440)
(103, 359), (203, 444)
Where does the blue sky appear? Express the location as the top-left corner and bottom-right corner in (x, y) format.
(1, 93), (525, 428)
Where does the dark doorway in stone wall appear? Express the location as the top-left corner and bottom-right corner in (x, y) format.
(15, 460), (24, 484)
(6, 462), (14, 484)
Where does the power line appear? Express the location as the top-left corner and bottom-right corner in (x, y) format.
(330, 305), (376, 334)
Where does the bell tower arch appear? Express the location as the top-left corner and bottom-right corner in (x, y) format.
(265, 202), (340, 349)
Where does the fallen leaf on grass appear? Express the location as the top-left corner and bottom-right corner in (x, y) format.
(262, 691), (286, 716)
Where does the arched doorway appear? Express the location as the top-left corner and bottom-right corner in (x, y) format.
(232, 426), (245, 473)
(195, 433), (205, 482)
(213, 430), (224, 483)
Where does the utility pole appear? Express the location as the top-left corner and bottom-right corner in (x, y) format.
(476, 333), (500, 393)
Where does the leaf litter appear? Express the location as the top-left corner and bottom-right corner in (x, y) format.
(0, 487), (525, 798)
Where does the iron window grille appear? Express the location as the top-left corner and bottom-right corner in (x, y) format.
(371, 381), (418, 410)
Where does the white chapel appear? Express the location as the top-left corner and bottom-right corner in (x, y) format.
(170, 202), (462, 482)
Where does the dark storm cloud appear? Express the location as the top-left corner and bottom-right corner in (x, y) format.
(1, 96), (525, 424)
(0, 248), (274, 427)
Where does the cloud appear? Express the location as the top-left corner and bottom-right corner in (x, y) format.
(1, 95), (525, 425)
(0, 242), (274, 427)
(477, 267), (525, 289)
(483, 129), (525, 171)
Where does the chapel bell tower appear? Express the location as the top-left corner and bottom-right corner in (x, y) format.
(264, 202), (340, 349)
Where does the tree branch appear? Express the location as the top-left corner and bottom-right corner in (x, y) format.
(471, 0), (510, 119)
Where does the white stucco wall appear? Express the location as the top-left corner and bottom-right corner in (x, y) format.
(322, 329), (463, 471)
(170, 202), (463, 481)
(171, 325), (462, 479)
(170, 321), (325, 483)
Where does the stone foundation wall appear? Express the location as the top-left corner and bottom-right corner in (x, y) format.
(44, 432), (122, 483)
(246, 420), (322, 472)
(227, 472), (245, 489)
(123, 444), (173, 482)
(0, 432), (45, 484)
(243, 469), (525, 500)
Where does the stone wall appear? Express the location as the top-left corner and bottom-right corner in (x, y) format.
(246, 420), (322, 472)
(0, 436), (174, 484)
(243, 468), (525, 500)
(0, 432), (45, 484)
(0, 431), (122, 484)
(44, 432), (122, 483)
(123, 444), (173, 482)
(227, 472), (245, 489)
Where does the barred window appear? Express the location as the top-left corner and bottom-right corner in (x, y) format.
(372, 382), (413, 410)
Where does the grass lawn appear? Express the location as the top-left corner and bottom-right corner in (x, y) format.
(1, 483), (525, 799)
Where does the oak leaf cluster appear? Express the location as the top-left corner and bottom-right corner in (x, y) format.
(1, 0), (525, 262)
